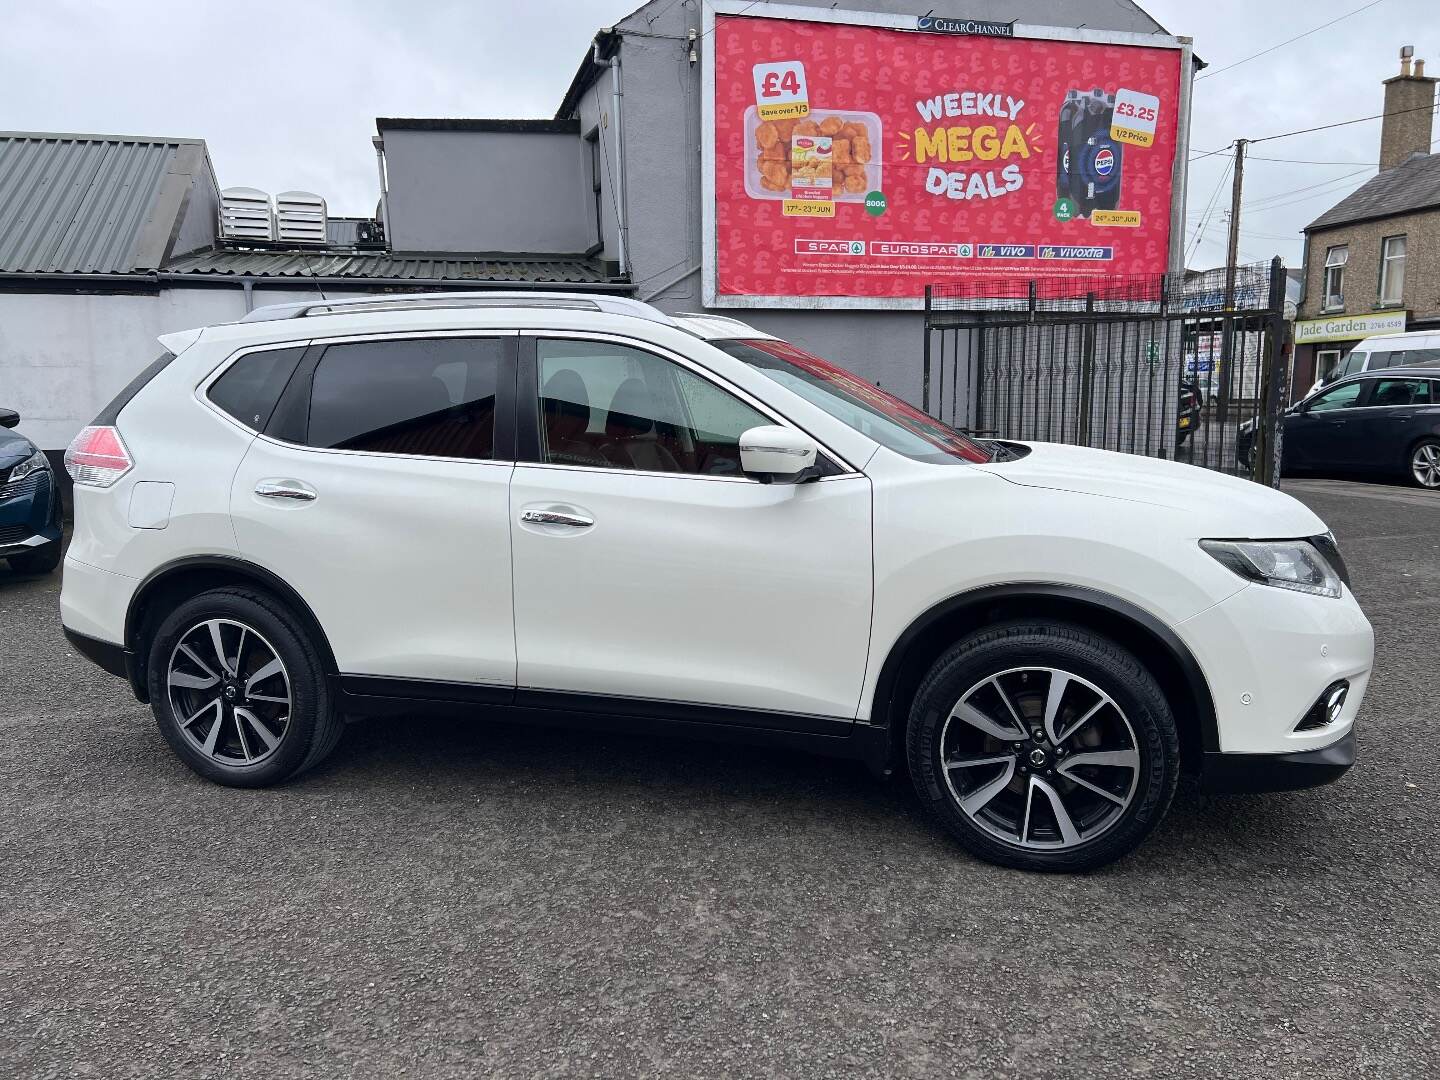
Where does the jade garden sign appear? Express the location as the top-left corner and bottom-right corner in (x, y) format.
(1294, 311), (1408, 345)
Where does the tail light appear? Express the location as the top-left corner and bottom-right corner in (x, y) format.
(65, 425), (133, 488)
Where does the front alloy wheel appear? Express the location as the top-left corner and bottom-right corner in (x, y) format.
(908, 622), (1179, 872)
(941, 667), (1139, 850)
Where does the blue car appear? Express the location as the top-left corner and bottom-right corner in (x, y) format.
(0, 408), (63, 574)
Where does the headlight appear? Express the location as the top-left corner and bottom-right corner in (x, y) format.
(7, 448), (49, 483)
(1200, 538), (1342, 598)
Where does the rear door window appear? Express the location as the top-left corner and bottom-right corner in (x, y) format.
(1367, 379), (1432, 407)
(208, 346), (306, 430)
(306, 338), (505, 460)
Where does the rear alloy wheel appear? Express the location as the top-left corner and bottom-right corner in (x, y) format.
(1410, 440), (1440, 489)
(907, 622), (1179, 872)
(148, 587), (342, 787)
(167, 619), (292, 767)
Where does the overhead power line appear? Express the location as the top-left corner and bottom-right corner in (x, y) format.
(1195, 0), (1389, 81)
(1189, 102), (1440, 162)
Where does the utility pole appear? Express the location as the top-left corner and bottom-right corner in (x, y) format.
(1217, 138), (1247, 458)
(1222, 139), (1247, 309)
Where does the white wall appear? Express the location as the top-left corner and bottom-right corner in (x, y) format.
(0, 286), (334, 451)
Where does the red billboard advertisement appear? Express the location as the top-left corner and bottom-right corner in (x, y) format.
(705, 8), (1188, 305)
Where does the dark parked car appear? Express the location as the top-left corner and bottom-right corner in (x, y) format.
(1177, 380), (1202, 445)
(0, 408), (63, 573)
(1238, 367), (1440, 488)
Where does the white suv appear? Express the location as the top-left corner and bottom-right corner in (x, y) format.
(60, 293), (1374, 871)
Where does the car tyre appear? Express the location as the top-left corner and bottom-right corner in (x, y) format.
(1408, 438), (1440, 489)
(906, 621), (1179, 872)
(146, 587), (342, 787)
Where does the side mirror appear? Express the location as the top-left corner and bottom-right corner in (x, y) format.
(0, 408), (19, 429)
(739, 425), (818, 484)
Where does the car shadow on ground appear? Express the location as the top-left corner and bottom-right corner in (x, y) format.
(297, 709), (1326, 874)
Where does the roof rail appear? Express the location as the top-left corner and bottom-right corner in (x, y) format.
(238, 291), (675, 326)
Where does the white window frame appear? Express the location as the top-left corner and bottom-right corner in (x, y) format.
(1316, 348), (1343, 384)
(1322, 245), (1347, 312)
(1379, 235), (1406, 307)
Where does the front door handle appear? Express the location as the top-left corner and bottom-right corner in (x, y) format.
(520, 509), (593, 528)
(255, 479), (317, 502)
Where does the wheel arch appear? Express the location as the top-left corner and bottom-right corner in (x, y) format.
(869, 583), (1219, 772)
(123, 555), (338, 703)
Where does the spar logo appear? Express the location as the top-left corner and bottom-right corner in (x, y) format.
(794, 239), (866, 256)
(1094, 148), (1115, 177)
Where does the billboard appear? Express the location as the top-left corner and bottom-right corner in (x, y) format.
(702, 3), (1191, 308)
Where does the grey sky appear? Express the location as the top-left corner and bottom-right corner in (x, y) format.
(3, 0), (1436, 270)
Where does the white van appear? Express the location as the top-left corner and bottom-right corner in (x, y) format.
(1310, 329), (1440, 395)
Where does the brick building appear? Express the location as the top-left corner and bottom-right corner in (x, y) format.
(1293, 48), (1439, 392)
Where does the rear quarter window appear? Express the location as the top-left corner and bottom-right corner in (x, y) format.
(207, 346), (307, 430)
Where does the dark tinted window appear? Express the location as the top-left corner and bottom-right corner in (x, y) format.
(308, 338), (501, 459)
(1367, 379), (1431, 407)
(208, 346), (305, 430)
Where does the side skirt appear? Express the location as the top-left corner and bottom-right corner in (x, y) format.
(336, 675), (894, 777)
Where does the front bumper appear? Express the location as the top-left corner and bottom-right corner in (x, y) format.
(0, 470), (62, 558)
(1202, 729), (1355, 793)
(1180, 580), (1374, 757)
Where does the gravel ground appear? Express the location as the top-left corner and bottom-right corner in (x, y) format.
(2, 479), (1437, 1079)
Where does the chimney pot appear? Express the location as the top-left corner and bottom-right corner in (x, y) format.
(1416, 58), (1426, 77)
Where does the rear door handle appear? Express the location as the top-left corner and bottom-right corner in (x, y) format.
(255, 479), (317, 502)
(520, 509), (593, 528)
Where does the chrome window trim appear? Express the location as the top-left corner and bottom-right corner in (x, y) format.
(195, 338), (315, 439)
(522, 328), (863, 477)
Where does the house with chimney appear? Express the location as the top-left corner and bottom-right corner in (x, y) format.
(1293, 47), (1440, 391)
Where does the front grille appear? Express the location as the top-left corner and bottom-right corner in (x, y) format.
(0, 523), (33, 546)
(0, 472), (41, 503)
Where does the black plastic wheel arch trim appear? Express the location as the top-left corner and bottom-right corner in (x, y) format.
(1200, 729), (1355, 793)
(124, 554), (341, 703)
(867, 581), (1222, 753)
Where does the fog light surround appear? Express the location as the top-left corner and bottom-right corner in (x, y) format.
(1295, 680), (1349, 732)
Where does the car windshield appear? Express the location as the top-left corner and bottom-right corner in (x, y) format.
(714, 338), (991, 464)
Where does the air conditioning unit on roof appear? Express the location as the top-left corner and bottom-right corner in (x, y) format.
(219, 187), (275, 242)
(275, 190), (327, 246)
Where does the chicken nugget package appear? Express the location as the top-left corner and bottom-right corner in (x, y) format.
(745, 106), (882, 204)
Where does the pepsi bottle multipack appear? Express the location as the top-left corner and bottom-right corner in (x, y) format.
(1057, 88), (1124, 218)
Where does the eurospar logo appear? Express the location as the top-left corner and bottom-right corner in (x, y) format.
(794, 239), (866, 256)
(869, 241), (973, 258)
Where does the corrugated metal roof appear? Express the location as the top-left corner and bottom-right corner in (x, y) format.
(162, 249), (614, 284)
(0, 133), (201, 273)
(1307, 153), (1440, 231)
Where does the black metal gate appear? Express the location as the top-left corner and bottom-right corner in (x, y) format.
(923, 258), (1289, 484)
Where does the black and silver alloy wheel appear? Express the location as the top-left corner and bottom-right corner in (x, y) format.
(907, 622), (1179, 872)
(148, 587), (342, 787)
(941, 667), (1139, 850)
(167, 618), (291, 766)
(1411, 441), (1440, 489)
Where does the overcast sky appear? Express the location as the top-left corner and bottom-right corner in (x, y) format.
(3, 0), (1436, 271)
